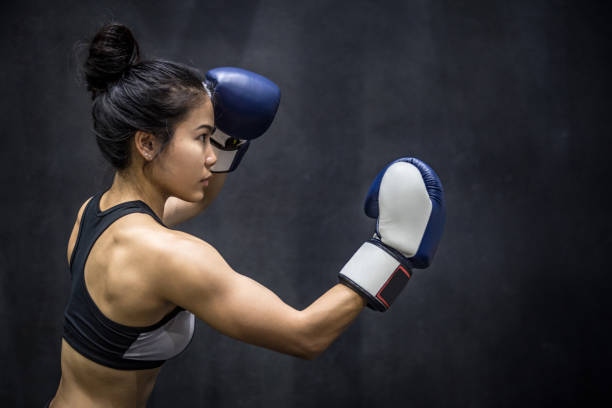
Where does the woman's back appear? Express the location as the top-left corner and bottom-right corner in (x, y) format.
(53, 192), (191, 407)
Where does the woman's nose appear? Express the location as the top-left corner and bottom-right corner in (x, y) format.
(205, 143), (217, 168)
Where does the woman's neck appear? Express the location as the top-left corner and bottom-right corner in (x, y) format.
(101, 170), (168, 220)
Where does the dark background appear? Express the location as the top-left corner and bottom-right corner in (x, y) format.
(1, 0), (610, 406)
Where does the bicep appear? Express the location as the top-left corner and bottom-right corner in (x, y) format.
(157, 239), (307, 357)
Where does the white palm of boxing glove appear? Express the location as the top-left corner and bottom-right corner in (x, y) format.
(339, 157), (446, 311)
(204, 67), (281, 173)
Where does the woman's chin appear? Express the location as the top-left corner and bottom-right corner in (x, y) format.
(190, 190), (205, 202)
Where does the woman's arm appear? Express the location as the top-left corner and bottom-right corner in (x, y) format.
(153, 233), (366, 360)
(163, 173), (227, 227)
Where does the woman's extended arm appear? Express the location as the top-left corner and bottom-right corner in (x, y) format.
(163, 173), (227, 227)
(153, 233), (366, 360)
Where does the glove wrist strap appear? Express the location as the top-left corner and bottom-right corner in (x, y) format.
(210, 131), (250, 173)
(338, 240), (412, 312)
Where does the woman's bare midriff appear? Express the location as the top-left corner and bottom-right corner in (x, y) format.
(51, 339), (161, 408)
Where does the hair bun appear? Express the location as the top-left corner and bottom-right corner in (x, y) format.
(84, 22), (140, 98)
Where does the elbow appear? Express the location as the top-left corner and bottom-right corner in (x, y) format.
(298, 341), (325, 361)
(301, 353), (320, 361)
(295, 341), (325, 361)
(293, 313), (328, 361)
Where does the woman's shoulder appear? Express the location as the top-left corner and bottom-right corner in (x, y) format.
(75, 196), (94, 224)
(114, 214), (228, 302)
(114, 213), (217, 270)
(67, 197), (94, 264)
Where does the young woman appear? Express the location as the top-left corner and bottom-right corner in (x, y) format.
(49, 22), (444, 408)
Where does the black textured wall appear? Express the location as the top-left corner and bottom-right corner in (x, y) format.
(1, 0), (610, 407)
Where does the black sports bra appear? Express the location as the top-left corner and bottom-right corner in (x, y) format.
(62, 191), (195, 370)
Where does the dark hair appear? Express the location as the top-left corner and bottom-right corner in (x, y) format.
(82, 22), (209, 169)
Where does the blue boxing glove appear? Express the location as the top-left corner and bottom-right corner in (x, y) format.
(339, 158), (446, 311)
(204, 67), (281, 173)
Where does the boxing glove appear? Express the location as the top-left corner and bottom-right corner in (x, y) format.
(204, 67), (281, 172)
(339, 157), (446, 311)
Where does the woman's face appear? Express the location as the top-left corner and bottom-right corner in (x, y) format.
(150, 97), (217, 202)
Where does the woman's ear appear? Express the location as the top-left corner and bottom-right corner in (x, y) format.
(134, 130), (160, 161)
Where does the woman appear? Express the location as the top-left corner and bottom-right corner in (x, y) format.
(48, 22), (368, 407)
(49, 18), (448, 406)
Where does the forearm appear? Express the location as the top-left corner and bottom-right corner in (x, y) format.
(298, 284), (366, 359)
(201, 276), (365, 360)
(163, 173), (227, 226)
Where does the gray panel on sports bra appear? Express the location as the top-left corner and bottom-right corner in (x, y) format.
(122, 311), (195, 361)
